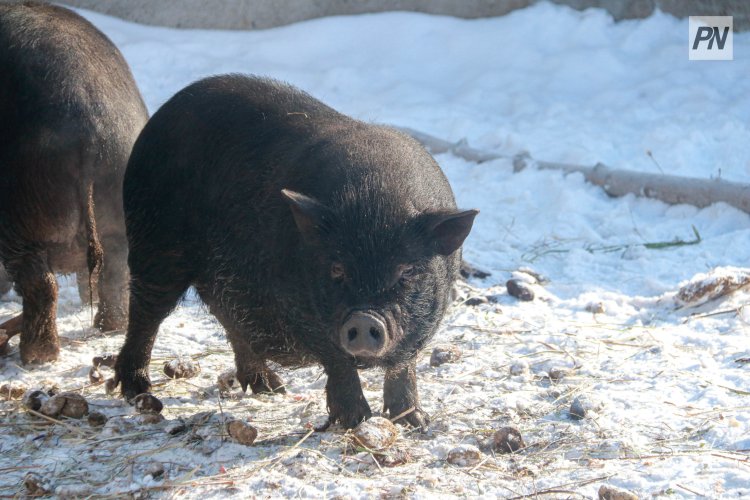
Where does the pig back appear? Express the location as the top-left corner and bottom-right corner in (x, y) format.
(122, 75), (465, 311)
(0, 3), (147, 240)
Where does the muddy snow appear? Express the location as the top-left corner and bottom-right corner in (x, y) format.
(2, 2), (749, 498)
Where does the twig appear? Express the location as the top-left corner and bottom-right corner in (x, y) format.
(263, 427), (316, 470)
(24, 409), (91, 437)
(710, 452), (750, 465)
(0, 466), (38, 472)
(125, 442), (183, 461)
(507, 490), (586, 499)
(505, 475), (613, 500)
(369, 452), (384, 473)
(389, 406), (415, 423)
(216, 390), (226, 443)
(139, 464), (203, 494)
(685, 308), (739, 321)
(643, 225), (701, 249)
(84, 430), (163, 446)
(676, 483), (707, 497)
(467, 454), (491, 474)
(646, 149), (665, 174)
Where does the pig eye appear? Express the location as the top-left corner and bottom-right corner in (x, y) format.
(398, 264), (416, 282)
(330, 262), (346, 281)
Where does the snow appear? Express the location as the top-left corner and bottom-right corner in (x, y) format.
(2, 2), (750, 498)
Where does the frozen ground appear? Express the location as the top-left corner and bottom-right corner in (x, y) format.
(2, 2), (750, 498)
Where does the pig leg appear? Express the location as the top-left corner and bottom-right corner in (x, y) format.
(198, 296), (287, 395)
(0, 265), (12, 296)
(319, 359), (372, 430)
(94, 234), (129, 332)
(114, 273), (190, 400)
(245, 365), (285, 394)
(5, 252), (60, 364)
(225, 330), (286, 394)
(383, 360), (430, 430)
(0, 313), (22, 356)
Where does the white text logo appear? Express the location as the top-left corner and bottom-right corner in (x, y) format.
(689, 16), (733, 60)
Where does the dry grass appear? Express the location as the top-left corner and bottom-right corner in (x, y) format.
(1, 277), (748, 498)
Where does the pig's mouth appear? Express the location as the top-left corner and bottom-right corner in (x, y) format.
(337, 308), (404, 364)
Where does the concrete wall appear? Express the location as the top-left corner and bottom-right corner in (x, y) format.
(4, 0), (749, 30)
(555, 0), (748, 27)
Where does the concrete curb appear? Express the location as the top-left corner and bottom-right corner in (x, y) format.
(4, 0), (745, 31)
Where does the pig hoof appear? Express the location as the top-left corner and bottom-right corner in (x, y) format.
(238, 368), (286, 395)
(391, 407), (430, 432)
(327, 404), (373, 430)
(317, 413), (366, 431)
(116, 370), (152, 401)
(0, 332), (9, 356)
(313, 419), (332, 432)
(20, 340), (60, 365)
(94, 309), (127, 333)
(248, 371), (286, 395)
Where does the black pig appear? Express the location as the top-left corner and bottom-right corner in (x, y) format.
(114, 75), (476, 429)
(0, 265), (11, 297)
(0, 3), (148, 363)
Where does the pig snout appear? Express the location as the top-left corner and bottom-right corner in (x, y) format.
(339, 311), (388, 357)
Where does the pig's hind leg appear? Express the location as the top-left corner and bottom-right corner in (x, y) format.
(196, 291), (286, 395)
(220, 320), (286, 394)
(4, 249), (60, 364)
(228, 331), (286, 395)
(94, 233), (129, 332)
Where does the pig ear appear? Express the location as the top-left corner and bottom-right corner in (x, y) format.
(424, 209), (479, 256)
(281, 189), (330, 242)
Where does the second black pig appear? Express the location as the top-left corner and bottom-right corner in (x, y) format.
(114, 75), (477, 429)
(0, 3), (148, 363)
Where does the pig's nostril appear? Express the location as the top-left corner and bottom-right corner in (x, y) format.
(348, 328), (358, 342)
(369, 328), (381, 340)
